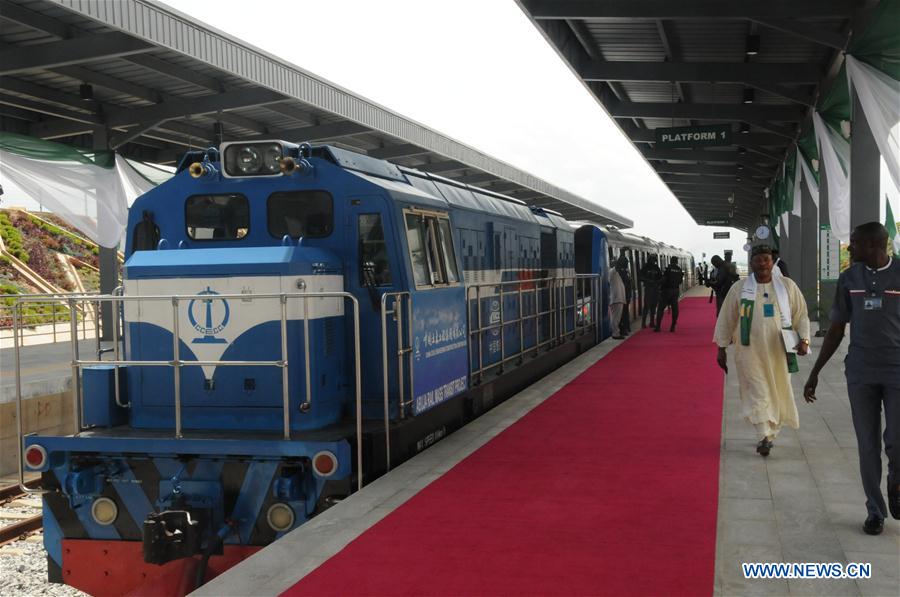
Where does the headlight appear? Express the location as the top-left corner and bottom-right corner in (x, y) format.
(266, 503), (295, 532)
(91, 497), (118, 526)
(222, 140), (298, 177)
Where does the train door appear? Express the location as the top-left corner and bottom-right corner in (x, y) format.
(347, 195), (405, 419)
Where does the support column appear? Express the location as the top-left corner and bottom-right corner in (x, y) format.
(800, 173), (819, 320)
(789, 213), (802, 281)
(850, 86), (881, 227)
(778, 216), (788, 259)
(817, 166), (839, 336)
(95, 127), (118, 341)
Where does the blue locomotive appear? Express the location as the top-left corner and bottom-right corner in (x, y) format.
(19, 140), (692, 594)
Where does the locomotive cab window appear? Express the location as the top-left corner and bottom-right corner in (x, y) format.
(359, 214), (392, 286)
(186, 194), (249, 240)
(268, 191), (333, 239)
(404, 210), (459, 288)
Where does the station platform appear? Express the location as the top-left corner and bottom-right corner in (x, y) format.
(193, 289), (899, 596)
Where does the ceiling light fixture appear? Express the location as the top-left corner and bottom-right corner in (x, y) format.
(746, 35), (760, 56)
(743, 89), (755, 104)
(740, 122), (751, 134)
(79, 83), (93, 101)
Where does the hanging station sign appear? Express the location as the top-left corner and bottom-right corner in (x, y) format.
(713, 232), (731, 239)
(655, 124), (733, 148)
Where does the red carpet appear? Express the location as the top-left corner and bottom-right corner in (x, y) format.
(284, 298), (724, 596)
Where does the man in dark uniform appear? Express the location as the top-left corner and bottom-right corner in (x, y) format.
(615, 254), (633, 337)
(638, 255), (663, 328)
(804, 222), (900, 536)
(710, 254), (738, 315)
(655, 256), (684, 333)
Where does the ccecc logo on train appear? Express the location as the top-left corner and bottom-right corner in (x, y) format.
(188, 287), (230, 344)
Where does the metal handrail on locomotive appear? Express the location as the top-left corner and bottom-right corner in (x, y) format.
(14, 139), (692, 594)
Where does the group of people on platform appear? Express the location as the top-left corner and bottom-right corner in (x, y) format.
(607, 251), (684, 339)
(713, 223), (898, 537)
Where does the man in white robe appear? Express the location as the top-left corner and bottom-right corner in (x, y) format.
(714, 245), (811, 456)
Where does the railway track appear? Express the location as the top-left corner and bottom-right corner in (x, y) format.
(0, 480), (43, 547)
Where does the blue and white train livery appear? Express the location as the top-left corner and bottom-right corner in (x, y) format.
(17, 140), (693, 595)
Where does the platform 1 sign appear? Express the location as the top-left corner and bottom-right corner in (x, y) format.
(704, 218), (730, 226)
(713, 232), (730, 239)
(655, 125), (732, 148)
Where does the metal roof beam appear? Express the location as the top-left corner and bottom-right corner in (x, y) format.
(454, 172), (501, 184)
(367, 143), (429, 159)
(125, 54), (224, 93)
(105, 88), (285, 128)
(256, 121), (371, 142)
(739, 120), (796, 139)
(0, 32), (152, 75)
(654, 163), (741, 176)
(417, 160), (468, 174)
(745, 82), (815, 107)
(579, 61), (820, 84)
(751, 18), (849, 50)
(0, 104), (40, 122)
(0, 76), (101, 114)
(0, 0), (72, 39)
(608, 101), (805, 122)
(662, 175), (766, 188)
(527, 0), (852, 20)
(0, 92), (99, 125)
(642, 147), (776, 166)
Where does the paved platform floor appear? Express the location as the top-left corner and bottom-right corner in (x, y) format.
(715, 324), (899, 597)
(0, 339), (110, 402)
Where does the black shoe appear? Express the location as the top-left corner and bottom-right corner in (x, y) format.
(653, 327), (661, 333)
(669, 325), (676, 333)
(612, 335), (625, 340)
(889, 482), (900, 520)
(756, 439), (771, 457)
(863, 515), (884, 535)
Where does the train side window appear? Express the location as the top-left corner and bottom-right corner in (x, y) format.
(358, 214), (392, 286)
(405, 213), (430, 286)
(404, 210), (459, 289)
(267, 190), (333, 239)
(185, 194), (249, 240)
(437, 218), (460, 283)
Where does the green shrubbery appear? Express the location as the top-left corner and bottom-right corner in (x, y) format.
(0, 211), (28, 262)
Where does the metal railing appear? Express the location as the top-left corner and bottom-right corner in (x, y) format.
(380, 292), (413, 471)
(14, 290), (364, 492)
(466, 274), (600, 383)
(1, 292), (98, 346)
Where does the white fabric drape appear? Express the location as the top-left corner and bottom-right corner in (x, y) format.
(791, 148), (803, 218)
(846, 55), (900, 192)
(813, 112), (851, 242)
(798, 154), (819, 210)
(0, 152), (155, 247)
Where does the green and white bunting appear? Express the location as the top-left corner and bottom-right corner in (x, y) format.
(0, 132), (171, 248)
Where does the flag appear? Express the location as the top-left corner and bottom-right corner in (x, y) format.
(887, 196), (900, 256)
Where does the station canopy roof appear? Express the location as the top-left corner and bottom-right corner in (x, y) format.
(517, 0), (861, 231)
(0, 0), (632, 227)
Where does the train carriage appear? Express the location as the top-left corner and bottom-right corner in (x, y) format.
(13, 140), (691, 595)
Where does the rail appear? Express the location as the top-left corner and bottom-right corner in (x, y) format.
(380, 292), (413, 471)
(13, 290), (364, 492)
(466, 274), (600, 383)
(1, 292), (99, 347)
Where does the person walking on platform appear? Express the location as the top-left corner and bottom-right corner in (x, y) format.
(615, 255), (633, 337)
(710, 255), (739, 315)
(639, 255), (663, 328)
(714, 245), (810, 457)
(609, 263), (627, 340)
(654, 256), (684, 333)
(803, 222), (900, 536)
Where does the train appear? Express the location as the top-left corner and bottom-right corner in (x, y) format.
(16, 140), (694, 595)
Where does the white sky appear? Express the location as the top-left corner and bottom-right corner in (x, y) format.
(159, 0), (751, 263)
